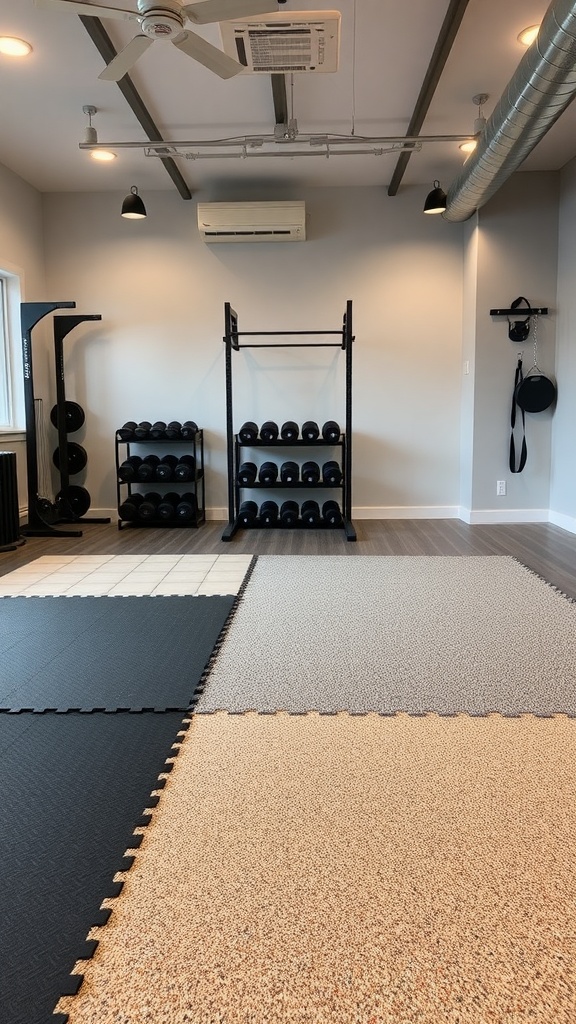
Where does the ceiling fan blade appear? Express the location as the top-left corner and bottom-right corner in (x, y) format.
(172, 29), (243, 78)
(98, 34), (153, 80)
(34, 0), (137, 21)
(183, 0), (278, 27)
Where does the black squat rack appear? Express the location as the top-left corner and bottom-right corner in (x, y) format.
(222, 299), (355, 542)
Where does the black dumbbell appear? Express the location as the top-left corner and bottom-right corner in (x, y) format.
(157, 493), (180, 520)
(259, 499), (279, 524)
(118, 456), (142, 482)
(175, 492), (198, 521)
(238, 500), (258, 525)
(134, 421), (152, 440)
(258, 461), (278, 485)
(118, 493), (145, 521)
(280, 500), (299, 526)
(301, 460), (320, 484)
(239, 421), (258, 443)
(280, 421), (299, 441)
(238, 462), (257, 485)
(136, 454), (160, 481)
(149, 420), (167, 439)
(301, 499), (321, 525)
(301, 420), (320, 441)
(155, 454), (178, 481)
(322, 420), (341, 441)
(322, 499), (343, 526)
(260, 420), (279, 442)
(173, 455), (196, 481)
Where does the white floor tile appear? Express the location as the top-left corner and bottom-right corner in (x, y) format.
(33, 556), (78, 564)
(64, 584), (115, 596)
(151, 583), (200, 596)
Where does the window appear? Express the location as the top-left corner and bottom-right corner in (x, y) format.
(0, 264), (24, 432)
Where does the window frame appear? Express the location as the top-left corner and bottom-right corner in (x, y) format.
(0, 261), (25, 435)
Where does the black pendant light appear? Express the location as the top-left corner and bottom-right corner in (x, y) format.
(423, 180), (447, 215)
(121, 185), (147, 219)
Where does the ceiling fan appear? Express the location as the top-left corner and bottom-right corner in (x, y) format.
(35, 0), (280, 80)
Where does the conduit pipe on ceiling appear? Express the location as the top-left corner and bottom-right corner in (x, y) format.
(444, 0), (576, 222)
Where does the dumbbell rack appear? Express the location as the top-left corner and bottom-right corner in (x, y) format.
(222, 300), (356, 541)
(115, 430), (205, 529)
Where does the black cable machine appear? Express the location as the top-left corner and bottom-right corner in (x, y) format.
(222, 299), (355, 541)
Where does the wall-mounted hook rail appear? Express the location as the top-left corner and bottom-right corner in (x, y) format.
(489, 306), (548, 316)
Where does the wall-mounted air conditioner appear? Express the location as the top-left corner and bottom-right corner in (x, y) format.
(220, 11), (341, 74)
(197, 201), (306, 243)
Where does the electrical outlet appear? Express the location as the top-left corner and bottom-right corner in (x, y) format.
(496, 480), (506, 496)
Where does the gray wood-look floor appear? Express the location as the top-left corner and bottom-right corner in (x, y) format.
(2, 518), (576, 600)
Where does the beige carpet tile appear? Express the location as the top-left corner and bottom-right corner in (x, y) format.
(56, 711), (576, 1024)
(196, 555), (576, 715)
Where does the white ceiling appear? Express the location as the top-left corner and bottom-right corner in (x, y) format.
(0, 0), (574, 200)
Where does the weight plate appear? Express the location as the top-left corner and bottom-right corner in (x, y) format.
(53, 442), (88, 475)
(56, 485), (91, 518)
(35, 496), (58, 525)
(50, 401), (85, 433)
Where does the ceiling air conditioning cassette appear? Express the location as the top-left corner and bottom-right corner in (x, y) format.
(197, 201), (306, 243)
(220, 11), (341, 74)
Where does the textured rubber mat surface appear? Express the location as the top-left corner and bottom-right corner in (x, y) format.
(0, 711), (185, 1024)
(0, 595), (234, 711)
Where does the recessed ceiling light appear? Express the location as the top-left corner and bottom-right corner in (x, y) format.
(0, 36), (33, 57)
(90, 150), (117, 162)
(517, 25), (539, 46)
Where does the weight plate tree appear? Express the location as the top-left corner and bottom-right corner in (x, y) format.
(20, 300), (78, 537)
(51, 314), (110, 527)
(221, 300), (356, 541)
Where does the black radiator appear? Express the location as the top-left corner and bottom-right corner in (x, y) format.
(0, 451), (21, 548)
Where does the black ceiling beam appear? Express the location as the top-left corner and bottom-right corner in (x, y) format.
(387, 0), (471, 197)
(79, 16), (192, 200)
(271, 74), (288, 125)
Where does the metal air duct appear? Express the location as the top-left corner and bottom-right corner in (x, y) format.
(444, 0), (576, 222)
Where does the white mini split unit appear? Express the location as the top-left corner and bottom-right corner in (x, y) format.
(197, 201), (306, 243)
(220, 11), (341, 74)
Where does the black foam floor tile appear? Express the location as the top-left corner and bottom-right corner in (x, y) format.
(0, 711), (185, 1024)
(0, 595), (234, 712)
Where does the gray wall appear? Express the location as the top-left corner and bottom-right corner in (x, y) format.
(461, 172), (559, 522)
(550, 157), (576, 533)
(41, 185), (464, 518)
(1, 162), (572, 529)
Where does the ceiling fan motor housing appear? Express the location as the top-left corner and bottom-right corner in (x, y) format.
(137, 3), (184, 40)
(141, 13), (184, 38)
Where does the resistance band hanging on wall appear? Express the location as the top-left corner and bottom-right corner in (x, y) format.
(509, 356), (527, 473)
(509, 314), (557, 473)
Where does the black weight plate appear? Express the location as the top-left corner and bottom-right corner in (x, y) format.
(52, 442), (88, 475)
(50, 401), (85, 433)
(35, 497), (58, 525)
(56, 485), (91, 517)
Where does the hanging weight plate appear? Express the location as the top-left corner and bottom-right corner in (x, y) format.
(56, 485), (91, 518)
(50, 401), (86, 433)
(52, 442), (88, 475)
(35, 496), (58, 525)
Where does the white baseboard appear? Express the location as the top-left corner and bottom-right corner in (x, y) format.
(548, 510), (576, 535)
(459, 507), (549, 525)
(352, 506), (460, 520)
